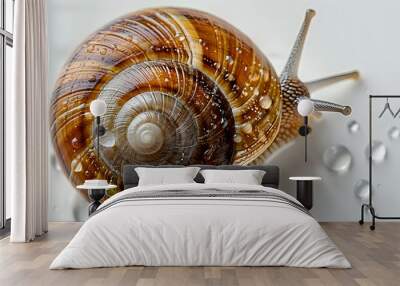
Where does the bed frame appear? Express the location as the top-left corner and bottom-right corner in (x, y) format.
(122, 165), (280, 189)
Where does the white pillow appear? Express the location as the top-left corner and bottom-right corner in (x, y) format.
(135, 167), (200, 186)
(200, 169), (266, 185)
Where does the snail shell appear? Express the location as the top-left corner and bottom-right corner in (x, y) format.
(50, 7), (281, 191)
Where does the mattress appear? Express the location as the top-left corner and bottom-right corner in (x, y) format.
(50, 183), (350, 269)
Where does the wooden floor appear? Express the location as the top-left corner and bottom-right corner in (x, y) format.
(0, 222), (399, 286)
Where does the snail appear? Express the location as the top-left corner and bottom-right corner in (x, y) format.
(50, 7), (358, 194)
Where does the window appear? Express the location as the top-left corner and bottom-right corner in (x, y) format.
(0, 0), (14, 232)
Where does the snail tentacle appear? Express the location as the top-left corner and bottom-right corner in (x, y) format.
(281, 9), (316, 78)
(310, 99), (352, 116)
(305, 70), (359, 93)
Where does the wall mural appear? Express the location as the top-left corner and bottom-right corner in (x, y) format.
(50, 7), (358, 196)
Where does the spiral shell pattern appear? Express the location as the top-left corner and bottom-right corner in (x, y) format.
(50, 7), (281, 191)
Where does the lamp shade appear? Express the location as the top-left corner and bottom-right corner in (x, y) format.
(297, 99), (314, 116)
(90, 99), (107, 116)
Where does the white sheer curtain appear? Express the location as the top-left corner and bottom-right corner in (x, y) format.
(8, 0), (48, 242)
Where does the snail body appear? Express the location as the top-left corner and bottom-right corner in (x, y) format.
(50, 7), (358, 193)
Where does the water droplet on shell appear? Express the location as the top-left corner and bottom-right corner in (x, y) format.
(225, 55), (234, 65)
(253, 88), (259, 96)
(259, 95), (272, 109)
(175, 33), (185, 42)
(242, 123), (253, 134)
(234, 134), (242, 143)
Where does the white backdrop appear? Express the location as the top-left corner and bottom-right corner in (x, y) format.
(47, 0), (400, 221)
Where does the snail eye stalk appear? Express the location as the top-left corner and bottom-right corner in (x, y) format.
(297, 97), (352, 162)
(281, 9), (315, 79)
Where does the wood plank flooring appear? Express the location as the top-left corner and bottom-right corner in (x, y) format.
(0, 222), (399, 286)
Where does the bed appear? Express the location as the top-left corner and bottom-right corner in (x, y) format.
(50, 165), (350, 269)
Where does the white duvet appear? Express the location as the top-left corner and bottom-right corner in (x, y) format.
(50, 183), (350, 269)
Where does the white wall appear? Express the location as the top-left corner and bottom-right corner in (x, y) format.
(47, 0), (400, 221)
